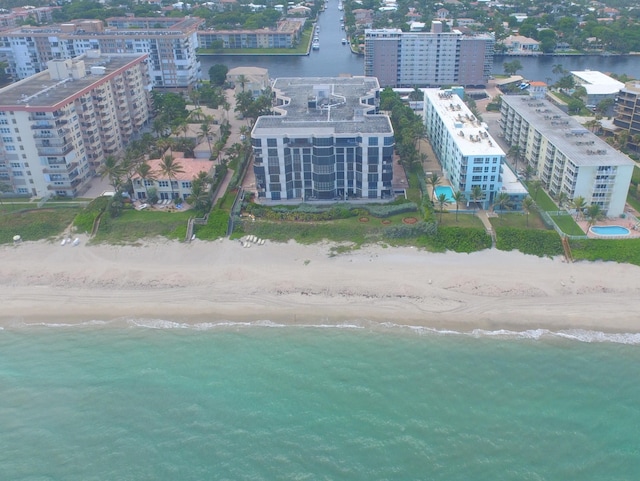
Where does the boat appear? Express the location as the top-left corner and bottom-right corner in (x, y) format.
(338, 3), (343, 10)
(312, 40), (320, 50)
(342, 38), (347, 45)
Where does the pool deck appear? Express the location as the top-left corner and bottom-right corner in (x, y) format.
(578, 217), (640, 239)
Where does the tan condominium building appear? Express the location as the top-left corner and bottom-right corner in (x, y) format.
(0, 50), (151, 198)
(0, 16), (203, 88)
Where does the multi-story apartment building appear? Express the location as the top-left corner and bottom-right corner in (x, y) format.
(364, 22), (494, 88)
(613, 81), (640, 152)
(0, 6), (59, 29)
(423, 89), (518, 209)
(251, 76), (394, 201)
(500, 95), (634, 217)
(0, 50), (151, 198)
(0, 16), (202, 88)
(198, 19), (305, 50)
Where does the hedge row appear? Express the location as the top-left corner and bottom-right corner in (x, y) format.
(495, 227), (563, 257)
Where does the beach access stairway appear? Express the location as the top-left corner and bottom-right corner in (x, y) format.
(561, 236), (573, 263)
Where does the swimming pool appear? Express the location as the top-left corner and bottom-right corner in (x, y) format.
(589, 225), (630, 236)
(434, 185), (456, 202)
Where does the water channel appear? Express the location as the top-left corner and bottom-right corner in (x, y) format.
(198, 7), (640, 82)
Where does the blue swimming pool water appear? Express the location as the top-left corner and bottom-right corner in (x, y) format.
(589, 225), (630, 236)
(434, 186), (455, 202)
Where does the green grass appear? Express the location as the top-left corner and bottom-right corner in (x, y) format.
(488, 211), (549, 230)
(526, 183), (558, 211)
(0, 206), (80, 244)
(193, 210), (229, 240)
(552, 214), (585, 235)
(91, 208), (192, 244)
(437, 211), (485, 228)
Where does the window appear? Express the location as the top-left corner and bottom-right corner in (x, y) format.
(181, 182), (192, 189)
(158, 180), (169, 187)
(267, 138), (277, 147)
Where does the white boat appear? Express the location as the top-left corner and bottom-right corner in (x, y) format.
(312, 40), (320, 50)
(342, 38), (347, 45)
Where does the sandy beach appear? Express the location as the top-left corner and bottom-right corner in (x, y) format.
(1, 238), (640, 332)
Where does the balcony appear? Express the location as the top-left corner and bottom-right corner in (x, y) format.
(37, 144), (74, 156)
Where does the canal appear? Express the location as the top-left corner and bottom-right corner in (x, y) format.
(199, 12), (640, 82)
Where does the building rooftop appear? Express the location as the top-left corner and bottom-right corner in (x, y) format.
(571, 70), (624, 95)
(425, 89), (505, 157)
(253, 76), (393, 136)
(501, 95), (634, 168)
(0, 52), (146, 110)
(136, 154), (214, 182)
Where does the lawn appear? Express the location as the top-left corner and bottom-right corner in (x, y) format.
(0, 206), (80, 244)
(488, 211), (549, 230)
(552, 214), (585, 236)
(91, 208), (192, 244)
(437, 211), (485, 228)
(526, 182), (559, 211)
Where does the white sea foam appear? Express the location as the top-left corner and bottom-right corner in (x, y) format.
(8, 318), (640, 344)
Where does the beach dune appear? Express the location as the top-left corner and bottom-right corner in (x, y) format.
(1, 239), (640, 332)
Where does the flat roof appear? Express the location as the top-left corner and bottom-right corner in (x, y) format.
(571, 70), (624, 95)
(425, 89), (505, 157)
(253, 76), (393, 136)
(0, 53), (145, 109)
(501, 95), (634, 168)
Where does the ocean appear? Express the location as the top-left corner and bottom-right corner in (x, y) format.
(1, 321), (639, 481)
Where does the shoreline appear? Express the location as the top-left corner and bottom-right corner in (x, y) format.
(2, 238), (640, 333)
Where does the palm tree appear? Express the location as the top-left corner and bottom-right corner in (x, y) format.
(452, 191), (466, 221)
(134, 162), (156, 199)
(522, 196), (535, 227)
(529, 180), (542, 201)
(572, 196), (587, 220)
(159, 154), (185, 201)
(198, 122), (213, 155)
(99, 155), (125, 191)
(235, 74), (248, 92)
(508, 144), (522, 173)
(523, 165), (536, 182)
(585, 203), (603, 230)
(426, 173), (441, 201)
(556, 191), (568, 210)
(492, 192), (512, 213)
(174, 119), (190, 140)
(552, 63), (566, 78)
(471, 185), (484, 210)
(436, 193), (449, 222)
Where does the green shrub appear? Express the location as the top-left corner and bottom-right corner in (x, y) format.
(570, 238), (640, 266)
(194, 210), (229, 240)
(73, 196), (109, 232)
(383, 221), (437, 238)
(430, 226), (492, 253)
(495, 227), (563, 257)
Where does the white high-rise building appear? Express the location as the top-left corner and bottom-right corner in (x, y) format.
(0, 51), (151, 198)
(364, 22), (494, 88)
(500, 95), (634, 216)
(423, 89), (526, 209)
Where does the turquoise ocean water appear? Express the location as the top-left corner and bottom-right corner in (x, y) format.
(1, 321), (639, 480)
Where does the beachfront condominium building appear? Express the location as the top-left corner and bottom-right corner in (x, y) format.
(423, 89), (522, 210)
(500, 95), (634, 217)
(0, 50), (151, 198)
(0, 16), (202, 88)
(251, 76), (394, 201)
(613, 81), (640, 153)
(364, 22), (494, 88)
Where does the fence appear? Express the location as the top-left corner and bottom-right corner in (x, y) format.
(538, 209), (588, 240)
(226, 187), (245, 237)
